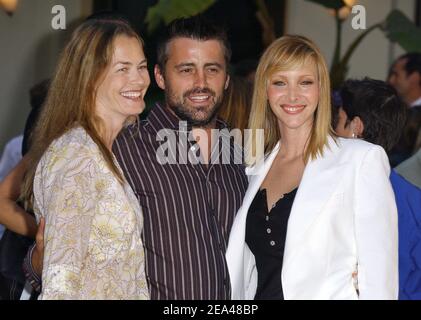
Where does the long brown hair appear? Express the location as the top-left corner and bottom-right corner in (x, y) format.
(248, 35), (334, 166)
(21, 18), (144, 208)
(219, 75), (252, 133)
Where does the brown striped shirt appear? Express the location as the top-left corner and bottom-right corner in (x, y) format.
(113, 103), (248, 300)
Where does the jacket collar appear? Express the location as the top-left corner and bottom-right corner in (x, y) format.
(246, 136), (345, 268)
(283, 136), (346, 273)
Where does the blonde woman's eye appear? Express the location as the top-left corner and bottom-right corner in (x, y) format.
(118, 67), (128, 72)
(302, 81), (314, 85)
(273, 81), (285, 86)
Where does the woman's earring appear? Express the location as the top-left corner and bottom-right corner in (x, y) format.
(351, 132), (356, 138)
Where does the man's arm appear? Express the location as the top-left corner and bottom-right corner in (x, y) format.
(0, 157), (37, 237)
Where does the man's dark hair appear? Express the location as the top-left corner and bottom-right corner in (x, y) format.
(156, 15), (231, 70)
(398, 52), (421, 83)
(340, 77), (407, 152)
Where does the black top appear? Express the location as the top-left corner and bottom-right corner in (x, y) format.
(245, 187), (298, 300)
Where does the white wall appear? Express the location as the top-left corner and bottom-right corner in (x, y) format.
(0, 0), (92, 152)
(285, 0), (415, 80)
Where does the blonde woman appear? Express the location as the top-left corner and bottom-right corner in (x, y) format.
(16, 19), (150, 299)
(226, 35), (398, 300)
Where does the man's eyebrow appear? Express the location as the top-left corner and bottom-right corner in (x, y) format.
(174, 62), (224, 69)
(204, 62), (223, 69)
(175, 63), (195, 68)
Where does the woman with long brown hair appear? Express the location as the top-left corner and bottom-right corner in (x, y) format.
(13, 18), (150, 299)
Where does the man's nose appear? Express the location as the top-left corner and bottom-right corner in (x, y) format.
(193, 71), (207, 88)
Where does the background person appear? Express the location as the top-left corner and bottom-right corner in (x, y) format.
(0, 79), (49, 300)
(388, 53), (421, 166)
(335, 77), (421, 300)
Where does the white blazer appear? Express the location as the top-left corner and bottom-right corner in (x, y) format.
(226, 136), (398, 300)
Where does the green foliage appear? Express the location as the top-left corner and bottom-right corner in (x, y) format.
(331, 23), (381, 89)
(145, 0), (216, 34)
(143, 0), (421, 89)
(383, 9), (421, 52)
(307, 1), (421, 88)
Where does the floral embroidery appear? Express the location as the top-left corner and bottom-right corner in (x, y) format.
(33, 127), (149, 300)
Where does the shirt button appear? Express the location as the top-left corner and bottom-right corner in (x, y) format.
(270, 240), (276, 246)
(266, 228), (271, 234)
(265, 215), (269, 221)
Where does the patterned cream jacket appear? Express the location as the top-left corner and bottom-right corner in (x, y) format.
(33, 127), (149, 300)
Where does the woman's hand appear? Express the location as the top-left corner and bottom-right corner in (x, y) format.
(32, 217), (45, 276)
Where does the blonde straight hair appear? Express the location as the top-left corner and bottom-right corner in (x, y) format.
(247, 35), (334, 166)
(21, 18), (144, 208)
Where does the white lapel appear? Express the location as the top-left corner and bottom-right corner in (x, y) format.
(244, 142), (281, 211)
(282, 136), (345, 271)
(226, 142), (280, 298)
(230, 142), (281, 241)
